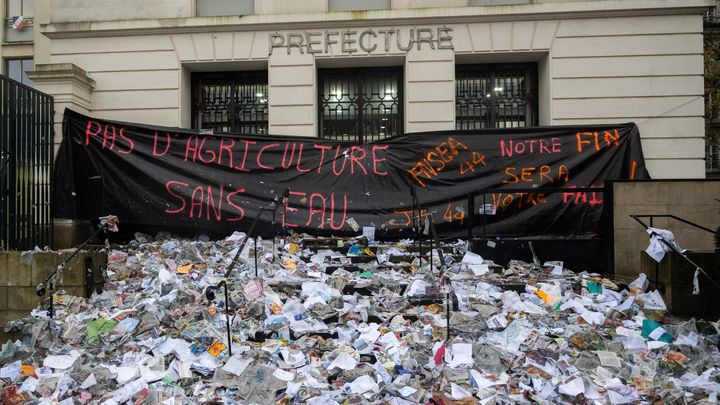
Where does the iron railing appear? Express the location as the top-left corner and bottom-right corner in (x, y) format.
(3, 17), (34, 28)
(630, 214), (720, 291)
(0, 74), (54, 250)
(630, 214), (715, 236)
(410, 185), (613, 274)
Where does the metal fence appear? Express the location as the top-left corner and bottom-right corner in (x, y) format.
(411, 185), (614, 274)
(0, 74), (54, 250)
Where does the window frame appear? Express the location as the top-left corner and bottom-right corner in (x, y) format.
(317, 66), (404, 143)
(6, 0), (34, 18)
(468, 0), (531, 6)
(191, 70), (269, 135)
(455, 63), (538, 130)
(328, 0), (391, 12)
(5, 58), (34, 86)
(706, 142), (720, 177)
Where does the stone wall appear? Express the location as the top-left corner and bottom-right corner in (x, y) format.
(0, 250), (107, 340)
(46, 0), (610, 22)
(613, 180), (720, 281)
(640, 252), (720, 319)
(32, 0), (711, 178)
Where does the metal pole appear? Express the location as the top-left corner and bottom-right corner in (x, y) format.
(49, 281), (54, 318)
(429, 225), (433, 274)
(482, 192), (487, 239)
(424, 215), (450, 342)
(283, 188), (291, 249)
(630, 215), (720, 291)
(650, 217), (660, 290)
(467, 193), (474, 241)
(39, 217), (116, 319)
(254, 238), (258, 278)
(418, 236), (422, 267)
(414, 207), (418, 261)
(216, 198), (278, 352)
(446, 291), (451, 342)
(223, 205), (271, 279)
(529, 241), (541, 268)
(224, 282), (232, 356)
(8, 84), (16, 249)
(415, 197), (421, 265)
(430, 218), (446, 268)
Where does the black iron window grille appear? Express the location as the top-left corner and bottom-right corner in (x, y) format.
(191, 71), (268, 134)
(319, 67), (403, 143)
(456, 64), (537, 130)
(706, 143), (720, 177)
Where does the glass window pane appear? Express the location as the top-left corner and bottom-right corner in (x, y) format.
(21, 59), (33, 86)
(455, 64), (536, 130)
(708, 143), (720, 175)
(320, 73), (359, 142)
(8, 59), (22, 82)
(192, 71), (268, 135)
(23, 0), (34, 17)
(469, 0), (530, 5)
(456, 68), (492, 130)
(319, 67), (402, 142)
(7, 0), (22, 16)
(494, 66), (528, 129)
(328, 0), (390, 12)
(196, 0), (254, 16)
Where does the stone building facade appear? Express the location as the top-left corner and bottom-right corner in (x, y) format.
(0, 0), (715, 179)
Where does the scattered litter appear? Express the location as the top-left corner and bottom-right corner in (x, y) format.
(2, 232), (720, 404)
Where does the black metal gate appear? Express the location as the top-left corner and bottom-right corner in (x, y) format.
(0, 74), (54, 250)
(420, 186), (614, 274)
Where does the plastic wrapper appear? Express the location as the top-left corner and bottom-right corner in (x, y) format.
(0, 233), (718, 403)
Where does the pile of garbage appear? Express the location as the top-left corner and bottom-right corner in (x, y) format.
(1, 232), (720, 404)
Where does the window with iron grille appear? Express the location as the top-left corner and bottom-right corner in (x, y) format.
(706, 143), (720, 177)
(319, 67), (402, 143)
(191, 71), (268, 134)
(456, 63), (537, 130)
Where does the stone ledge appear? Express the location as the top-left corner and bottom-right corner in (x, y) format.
(26, 63), (96, 90)
(39, 0), (714, 39)
(1, 250), (107, 324)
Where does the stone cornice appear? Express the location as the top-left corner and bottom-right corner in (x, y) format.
(40, 0), (715, 39)
(26, 63), (96, 91)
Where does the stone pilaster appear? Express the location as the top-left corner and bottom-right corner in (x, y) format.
(26, 63), (95, 150)
(26, 63), (96, 248)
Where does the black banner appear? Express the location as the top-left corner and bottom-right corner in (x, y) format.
(53, 109), (649, 240)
